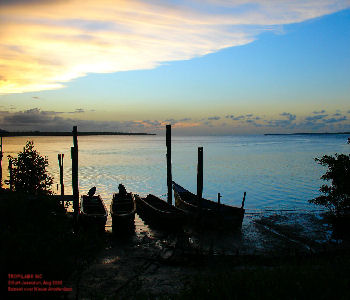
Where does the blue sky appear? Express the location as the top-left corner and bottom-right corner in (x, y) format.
(0, 1), (349, 134)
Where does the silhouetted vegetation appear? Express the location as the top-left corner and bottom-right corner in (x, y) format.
(6, 141), (53, 195)
(0, 191), (105, 289)
(309, 154), (350, 216)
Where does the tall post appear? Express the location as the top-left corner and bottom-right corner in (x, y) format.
(0, 136), (3, 188)
(58, 154), (64, 196)
(166, 125), (172, 205)
(8, 158), (13, 191)
(217, 193), (221, 211)
(71, 126), (79, 230)
(197, 147), (203, 208)
(241, 192), (246, 209)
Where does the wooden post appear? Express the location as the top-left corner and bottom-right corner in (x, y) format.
(71, 126), (79, 230)
(166, 125), (172, 205)
(197, 147), (203, 208)
(8, 158), (13, 191)
(58, 154), (64, 196)
(217, 192), (221, 211)
(58, 153), (64, 208)
(241, 192), (246, 209)
(0, 136), (3, 188)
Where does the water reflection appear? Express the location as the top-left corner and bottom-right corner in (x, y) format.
(1, 134), (348, 212)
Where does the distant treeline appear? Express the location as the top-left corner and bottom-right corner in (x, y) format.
(265, 132), (350, 136)
(0, 131), (156, 137)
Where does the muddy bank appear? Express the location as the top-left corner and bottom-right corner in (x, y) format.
(68, 212), (350, 299)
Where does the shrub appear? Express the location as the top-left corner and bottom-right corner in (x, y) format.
(7, 140), (53, 195)
(309, 153), (350, 215)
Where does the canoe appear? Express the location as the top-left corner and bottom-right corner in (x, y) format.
(135, 194), (187, 229)
(79, 195), (107, 231)
(110, 185), (136, 231)
(172, 181), (245, 229)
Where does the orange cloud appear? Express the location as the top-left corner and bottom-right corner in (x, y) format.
(1, 0), (349, 94)
(173, 122), (201, 128)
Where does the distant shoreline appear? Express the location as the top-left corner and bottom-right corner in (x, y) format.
(0, 131), (156, 137)
(265, 132), (350, 136)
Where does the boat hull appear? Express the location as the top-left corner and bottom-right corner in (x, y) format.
(173, 182), (244, 229)
(79, 195), (107, 232)
(135, 194), (186, 229)
(110, 192), (136, 232)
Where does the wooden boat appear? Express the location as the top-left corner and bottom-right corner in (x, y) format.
(135, 194), (187, 229)
(79, 194), (107, 231)
(172, 181), (245, 229)
(110, 184), (136, 231)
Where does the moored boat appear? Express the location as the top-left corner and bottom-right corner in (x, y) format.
(79, 192), (108, 232)
(110, 184), (136, 232)
(135, 194), (187, 229)
(172, 181), (245, 229)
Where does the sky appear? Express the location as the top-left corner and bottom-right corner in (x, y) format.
(0, 0), (350, 135)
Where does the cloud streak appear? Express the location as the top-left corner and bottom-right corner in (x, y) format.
(223, 110), (349, 132)
(1, 108), (349, 134)
(1, 0), (349, 94)
(0, 108), (199, 133)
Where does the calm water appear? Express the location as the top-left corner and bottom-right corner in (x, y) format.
(1, 134), (349, 212)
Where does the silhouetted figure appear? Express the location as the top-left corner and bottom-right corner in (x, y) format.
(88, 186), (96, 197)
(118, 184), (127, 196)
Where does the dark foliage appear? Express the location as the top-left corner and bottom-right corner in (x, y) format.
(0, 191), (105, 294)
(6, 140), (53, 195)
(309, 153), (350, 215)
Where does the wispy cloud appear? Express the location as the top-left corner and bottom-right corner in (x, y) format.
(0, 108), (200, 132)
(1, 0), (349, 94)
(0, 108), (146, 132)
(1, 108), (349, 134)
(223, 110), (349, 132)
(69, 108), (85, 114)
(179, 118), (192, 122)
(305, 114), (328, 121)
(208, 116), (221, 120)
(313, 110), (326, 114)
(294, 114), (347, 131)
(323, 116), (347, 123)
(280, 112), (296, 121)
(225, 114), (246, 120)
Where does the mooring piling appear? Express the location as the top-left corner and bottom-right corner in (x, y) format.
(8, 158), (13, 191)
(71, 126), (79, 229)
(197, 147), (203, 208)
(166, 124), (172, 205)
(58, 153), (64, 197)
(0, 136), (3, 188)
(241, 192), (246, 209)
